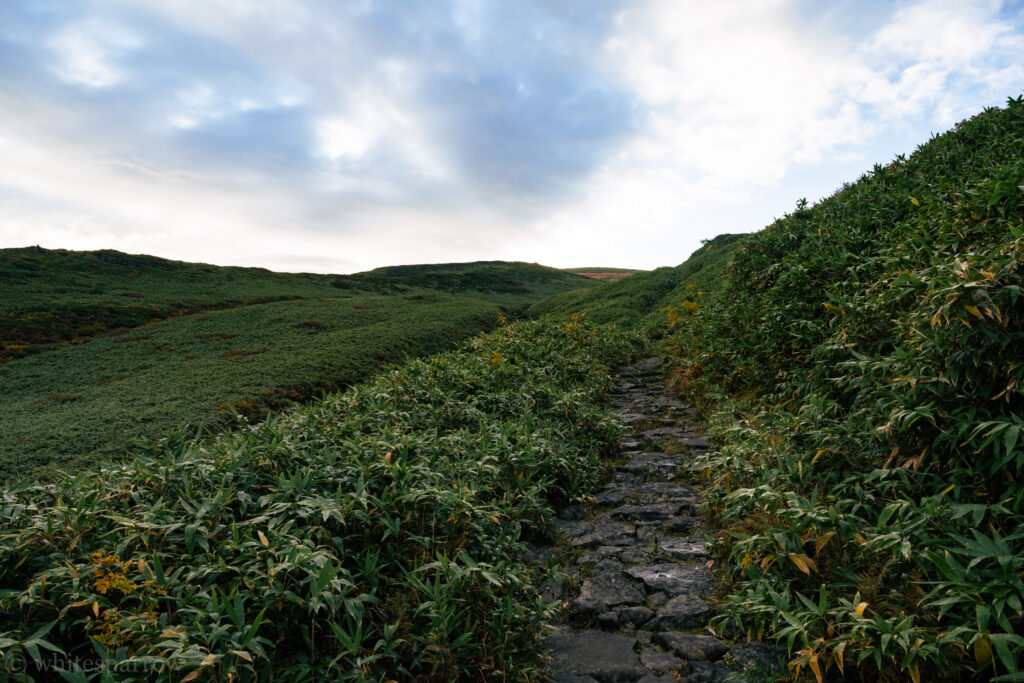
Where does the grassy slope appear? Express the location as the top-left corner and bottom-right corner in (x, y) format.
(328, 260), (600, 307)
(1, 295), (499, 481)
(669, 100), (1024, 681)
(526, 234), (746, 326)
(0, 249), (600, 362)
(525, 98), (1024, 680)
(0, 317), (644, 681)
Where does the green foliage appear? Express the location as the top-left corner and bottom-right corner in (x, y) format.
(0, 317), (643, 681)
(663, 97), (1024, 681)
(526, 234), (746, 328)
(0, 296), (498, 482)
(0, 249), (599, 362)
(329, 261), (601, 307)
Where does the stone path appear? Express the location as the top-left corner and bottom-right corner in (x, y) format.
(539, 357), (782, 683)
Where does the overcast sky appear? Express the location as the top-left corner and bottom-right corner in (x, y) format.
(1, 1), (1022, 273)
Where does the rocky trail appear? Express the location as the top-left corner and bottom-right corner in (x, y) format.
(538, 357), (782, 682)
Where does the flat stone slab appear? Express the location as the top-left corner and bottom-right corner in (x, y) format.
(546, 631), (646, 683)
(610, 503), (682, 521)
(594, 486), (633, 507)
(635, 482), (699, 505)
(644, 593), (712, 630)
(597, 605), (655, 629)
(574, 572), (645, 614)
(626, 563), (714, 596)
(555, 520), (595, 538)
(637, 427), (693, 441)
(570, 520), (636, 549)
(659, 538), (708, 560)
(683, 660), (732, 682)
(639, 650), (686, 675)
(661, 516), (705, 534)
(653, 632), (728, 661)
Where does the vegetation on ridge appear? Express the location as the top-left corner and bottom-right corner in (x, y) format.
(0, 295), (498, 482)
(0, 316), (643, 681)
(659, 98), (1024, 681)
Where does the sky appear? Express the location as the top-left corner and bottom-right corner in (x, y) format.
(1, 1), (1022, 274)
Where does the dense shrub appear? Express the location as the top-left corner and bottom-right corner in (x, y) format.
(665, 97), (1024, 680)
(0, 316), (644, 681)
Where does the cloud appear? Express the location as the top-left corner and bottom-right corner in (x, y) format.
(0, 0), (1022, 273)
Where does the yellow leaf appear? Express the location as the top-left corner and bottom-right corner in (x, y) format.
(909, 661), (920, 683)
(855, 601), (869, 616)
(815, 532), (836, 554)
(231, 650), (253, 662)
(182, 671), (202, 683)
(258, 530), (269, 547)
(963, 304), (983, 318)
(808, 653), (823, 683)
(200, 653), (220, 667)
(788, 553), (815, 575)
(909, 196), (920, 206)
(67, 600), (90, 608)
(490, 351), (505, 364)
(92, 601), (100, 617)
(975, 635), (992, 664)
(940, 483), (955, 496)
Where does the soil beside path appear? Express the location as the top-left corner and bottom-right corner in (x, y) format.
(537, 357), (784, 682)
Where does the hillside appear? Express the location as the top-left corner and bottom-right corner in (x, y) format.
(528, 234), (746, 326)
(0, 317), (645, 681)
(328, 260), (600, 307)
(565, 267), (643, 282)
(0, 295), (499, 481)
(0, 251), (605, 481)
(0, 249), (600, 363)
(529, 96), (1024, 680)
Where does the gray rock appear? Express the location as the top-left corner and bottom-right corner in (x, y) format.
(652, 632), (727, 661)
(571, 520), (637, 549)
(729, 642), (786, 671)
(598, 606), (655, 629)
(591, 558), (624, 575)
(551, 674), (599, 683)
(683, 660), (731, 682)
(621, 436), (642, 450)
(626, 563), (714, 596)
(677, 435), (710, 450)
(637, 427), (693, 441)
(644, 594), (711, 630)
(639, 650), (686, 675)
(546, 631), (647, 683)
(556, 519), (595, 538)
(560, 505), (588, 521)
(573, 572), (645, 615)
(635, 482), (699, 505)
(661, 516), (705, 534)
(620, 546), (653, 565)
(659, 538), (708, 560)
(578, 546), (624, 564)
(610, 503), (683, 521)
(647, 592), (669, 608)
(595, 486), (634, 506)
(635, 676), (663, 683)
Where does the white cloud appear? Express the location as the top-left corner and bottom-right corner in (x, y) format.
(48, 19), (141, 88)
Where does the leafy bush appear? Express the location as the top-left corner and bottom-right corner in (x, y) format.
(664, 97), (1024, 681)
(0, 316), (644, 681)
(0, 295), (499, 481)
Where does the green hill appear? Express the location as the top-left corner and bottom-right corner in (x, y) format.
(329, 260), (600, 306)
(531, 96), (1024, 680)
(0, 251), (602, 480)
(0, 249), (600, 363)
(527, 233), (746, 326)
